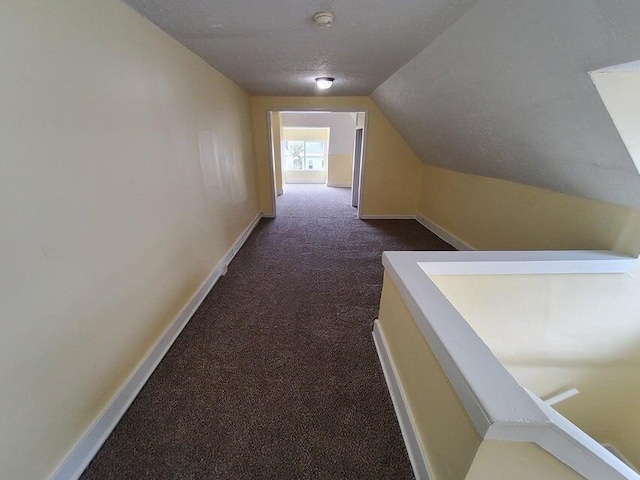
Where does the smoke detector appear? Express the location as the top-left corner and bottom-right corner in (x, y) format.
(313, 11), (335, 27)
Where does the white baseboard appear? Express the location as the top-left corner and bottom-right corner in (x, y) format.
(373, 321), (432, 480)
(414, 213), (475, 251)
(50, 213), (263, 480)
(327, 182), (352, 188)
(359, 214), (416, 220)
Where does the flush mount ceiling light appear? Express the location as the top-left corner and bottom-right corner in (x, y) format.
(313, 11), (335, 27)
(315, 77), (335, 90)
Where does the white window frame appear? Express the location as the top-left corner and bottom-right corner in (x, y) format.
(284, 140), (327, 171)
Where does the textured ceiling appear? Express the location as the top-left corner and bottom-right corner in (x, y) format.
(122, 0), (477, 95)
(373, 0), (640, 208)
(121, 0), (640, 208)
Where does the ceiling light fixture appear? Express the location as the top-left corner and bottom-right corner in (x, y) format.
(313, 11), (335, 27)
(315, 77), (335, 90)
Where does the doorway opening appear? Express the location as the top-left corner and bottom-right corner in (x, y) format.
(267, 109), (367, 218)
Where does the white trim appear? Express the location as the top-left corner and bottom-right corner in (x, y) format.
(266, 111), (279, 218)
(359, 214), (416, 220)
(413, 250), (637, 276)
(527, 391), (638, 480)
(380, 250), (638, 480)
(326, 182), (352, 188)
(357, 114), (370, 219)
(415, 213), (475, 251)
(373, 321), (432, 480)
(602, 444), (639, 474)
(544, 388), (580, 407)
(50, 213), (263, 480)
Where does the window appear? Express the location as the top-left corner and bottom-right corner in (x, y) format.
(284, 140), (326, 170)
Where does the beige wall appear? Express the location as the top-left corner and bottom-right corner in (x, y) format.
(327, 154), (354, 188)
(0, 1), (259, 479)
(378, 273), (481, 479)
(284, 170), (327, 184)
(418, 164), (640, 256)
(431, 272), (640, 467)
(251, 97), (423, 216)
(465, 441), (584, 480)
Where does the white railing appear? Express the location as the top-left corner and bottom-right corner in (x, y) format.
(382, 250), (639, 480)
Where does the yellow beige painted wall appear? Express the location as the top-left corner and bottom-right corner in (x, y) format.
(419, 165), (640, 256)
(284, 170), (327, 184)
(430, 272), (640, 466)
(465, 441), (584, 480)
(251, 97), (423, 216)
(613, 210), (640, 257)
(378, 273), (481, 479)
(271, 112), (284, 195)
(0, 1), (259, 478)
(327, 154), (354, 188)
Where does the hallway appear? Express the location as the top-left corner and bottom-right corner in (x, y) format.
(82, 185), (454, 479)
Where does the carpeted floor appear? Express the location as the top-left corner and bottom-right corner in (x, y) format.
(81, 184), (454, 479)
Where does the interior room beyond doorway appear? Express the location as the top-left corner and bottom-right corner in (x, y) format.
(269, 110), (367, 216)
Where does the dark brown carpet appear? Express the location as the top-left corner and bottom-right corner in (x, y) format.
(81, 184), (454, 480)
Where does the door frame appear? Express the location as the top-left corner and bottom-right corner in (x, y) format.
(352, 127), (364, 208)
(266, 107), (369, 219)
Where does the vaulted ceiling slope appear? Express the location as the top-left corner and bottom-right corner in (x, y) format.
(373, 0), (640, 209)
(122, 0), (477, 96)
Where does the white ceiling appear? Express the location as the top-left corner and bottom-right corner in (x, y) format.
(122, 0), (477, 95)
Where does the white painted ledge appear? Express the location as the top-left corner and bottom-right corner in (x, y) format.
(50, 213), (263, 480)
(380, 250), (638, 480)
(414, 249), (636, 275)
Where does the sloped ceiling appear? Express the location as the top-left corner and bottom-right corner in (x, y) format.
(121, 0), (477, 95)
(372, 0), (640, 208)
